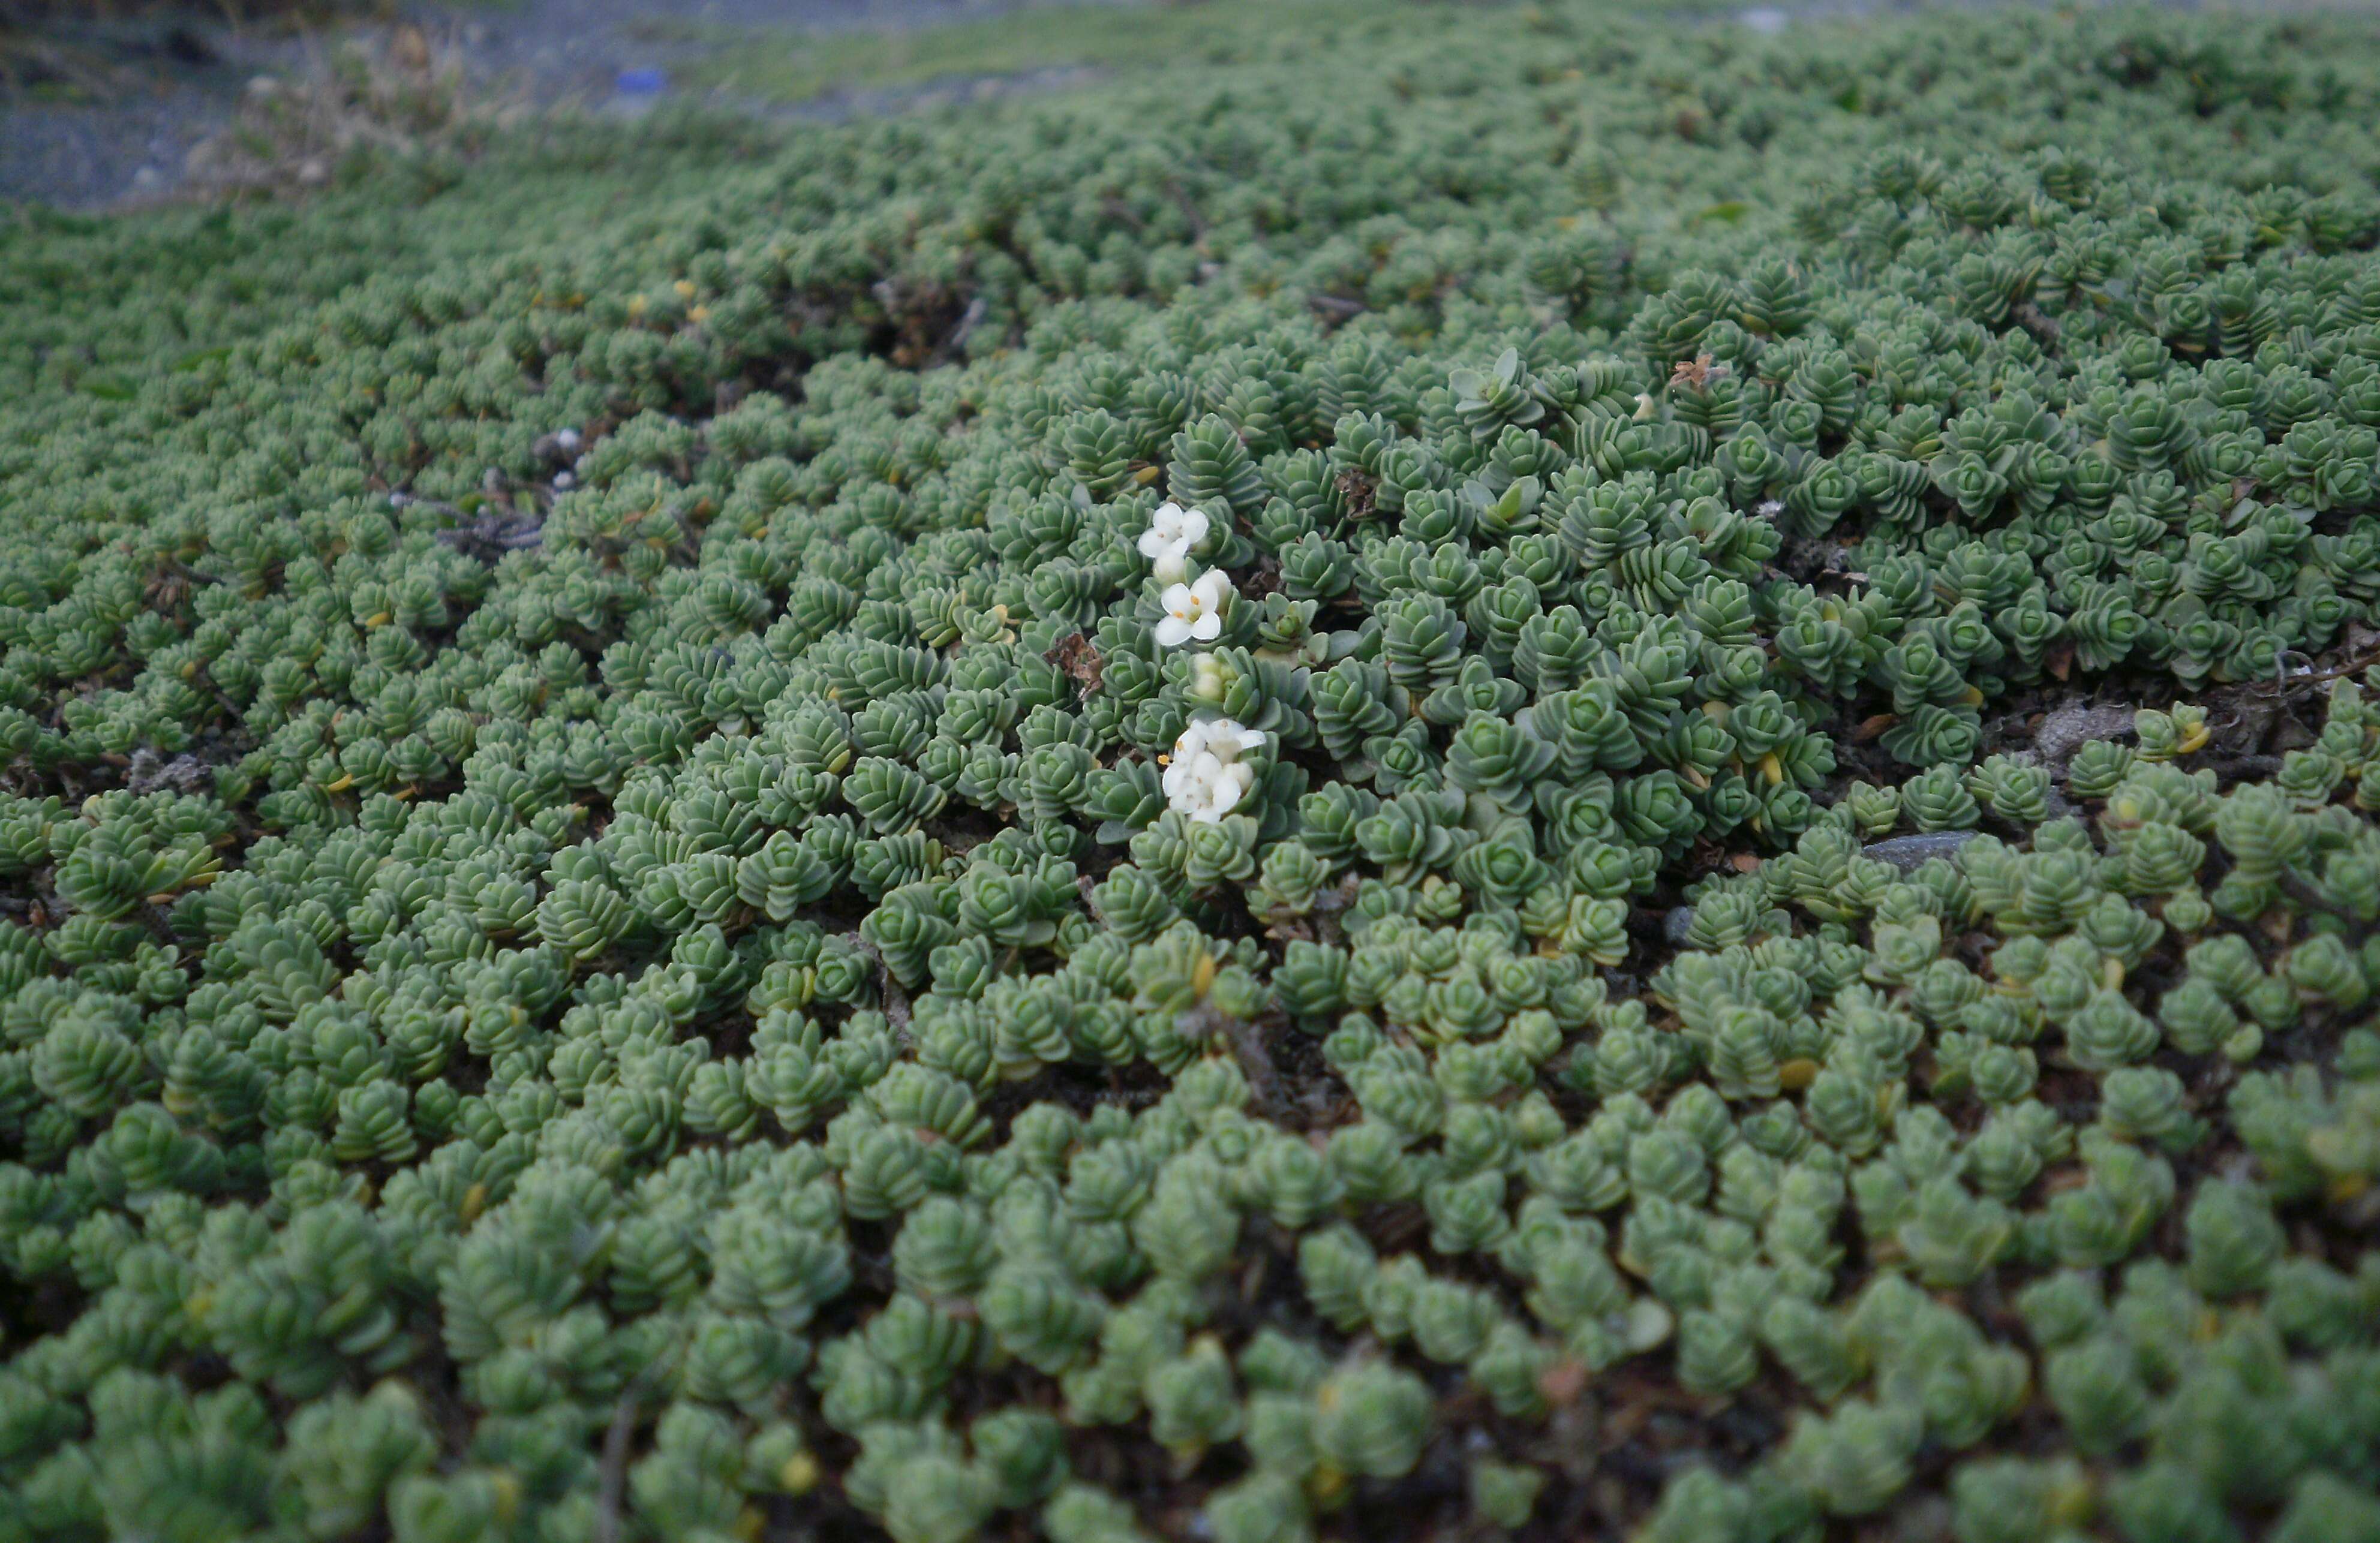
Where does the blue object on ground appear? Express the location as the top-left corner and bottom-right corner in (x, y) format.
(616, 68), (669, 96)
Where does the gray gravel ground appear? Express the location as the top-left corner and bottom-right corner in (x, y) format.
(5, 24), (232, 210)
(0, 0), (1141, 210)
(462, 0), (1130, 98)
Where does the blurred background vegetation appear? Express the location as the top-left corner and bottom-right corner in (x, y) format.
(0, 0), (1315, 207)
(0, 1), (2351, 210)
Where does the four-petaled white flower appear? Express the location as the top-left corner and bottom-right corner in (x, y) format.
(1138, 501), (1212, 585)
(1164, 716), (1266, 823)
(1155, 569), (1232, 649)
(1204, 718), (1268, 763)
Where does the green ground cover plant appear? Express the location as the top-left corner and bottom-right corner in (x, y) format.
(3, 3), (2380, 1540)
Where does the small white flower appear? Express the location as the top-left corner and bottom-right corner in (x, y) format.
(1141, 501), (1210, 554)
(1155, 569), (1231, 648)
(1206, 718), (1267, 762)
(1165, 718), (1218, 783)
(1189, 652), (1229, 700)
(1138, 502), (1210, 584)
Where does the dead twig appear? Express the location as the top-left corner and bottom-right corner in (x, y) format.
(948, 294), (990, 355)
(2276, 870), (2373, 937)
(2012, 300), (2061, 348)
(1161, 175), (1209, 243)
(432, 509), (545, 564)
(840, 931), (912, 1034)
(2244, 643), (2380, 699)
(1178, 1004), (1287, 1121)
(591, 1360), (669, 1543)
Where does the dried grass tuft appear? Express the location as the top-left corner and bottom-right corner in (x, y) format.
(182, 22), (525, 197)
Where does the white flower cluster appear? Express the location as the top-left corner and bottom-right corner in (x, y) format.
(1140, 501), (1265, 822)
(1162, 715), (1265, 824)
